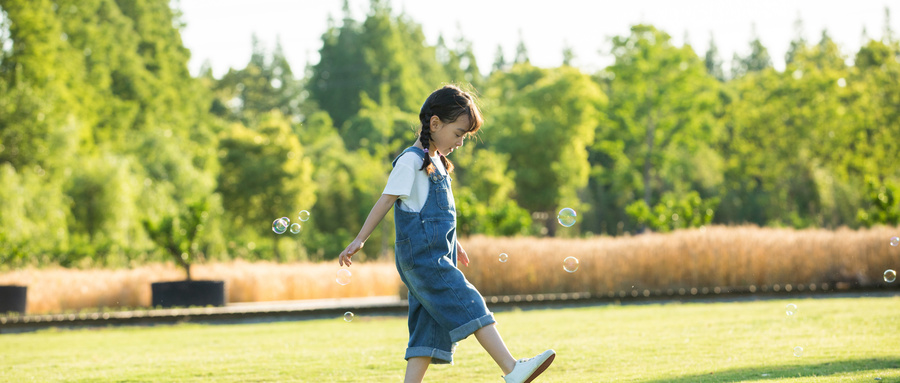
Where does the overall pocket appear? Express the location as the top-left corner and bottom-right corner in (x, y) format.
(395, 238), (415, 272)
(435, 187), (451, 210)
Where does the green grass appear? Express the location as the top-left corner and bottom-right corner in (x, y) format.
(1, 295), (898, 382)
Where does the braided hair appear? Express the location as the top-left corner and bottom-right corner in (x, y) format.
(418, 85), (483, 175)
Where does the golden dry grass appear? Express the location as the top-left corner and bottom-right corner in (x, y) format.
(0, 260), (400, 314)
(459, 225), (900, 296)
(2, 225), (898, 315)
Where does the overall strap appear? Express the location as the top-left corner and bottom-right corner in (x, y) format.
(392, 146), (427, 168)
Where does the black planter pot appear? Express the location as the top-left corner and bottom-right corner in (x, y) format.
(0, 285), (27, 314)
(151, 280), (225, 308)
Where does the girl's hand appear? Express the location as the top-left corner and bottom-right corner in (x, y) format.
(457, 241), (469, 267)
(339, 239), (365, 267)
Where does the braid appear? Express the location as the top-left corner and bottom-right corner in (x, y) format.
(440, 155), (454, 174)
(418, 122), (437, 175)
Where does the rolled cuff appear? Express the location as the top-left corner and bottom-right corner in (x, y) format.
(405, 346), (454, 365)
(449, 313), (495, 343)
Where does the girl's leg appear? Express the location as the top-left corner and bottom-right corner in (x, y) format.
(404, 356), (431, 383)
(474, 323), (517, 375)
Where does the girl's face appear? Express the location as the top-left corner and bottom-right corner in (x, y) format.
(430, 114), (471, 156)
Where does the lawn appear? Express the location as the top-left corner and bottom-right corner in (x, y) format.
(1, 295), (898, 382)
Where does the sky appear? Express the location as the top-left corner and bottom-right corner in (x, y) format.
(175, 0), (896, 78)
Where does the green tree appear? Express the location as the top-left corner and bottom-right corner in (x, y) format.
(452, 139), (533, 237)
(785, 15), (807, 65)
(484, 64), (605, 235)
(626, 191), (718, 233)
(731, 25), (773, 78)
(216, 111), (314, 261)
(595, 25), (720, 233)
(857, 177), (900, 227)
(562, 42), (575, 67)
(212, 36), (303, 125)
(514, 31), (529, 64)
(492, 44), (507, 74)
(143, 198), (211, 280)
(719, 29), (858, 228)
(704, 33), (725, 81)
(309, 0), (443, 129)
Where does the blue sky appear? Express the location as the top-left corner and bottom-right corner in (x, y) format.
(175, 0), (896, 78)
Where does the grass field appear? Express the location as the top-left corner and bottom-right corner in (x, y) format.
(1, 295), (898, 382)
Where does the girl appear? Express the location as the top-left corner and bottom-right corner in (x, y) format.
(338, 85), (555, 383)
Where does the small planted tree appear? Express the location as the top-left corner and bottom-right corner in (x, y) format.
(144, 198), (224, 308)
(143, 199), (210, 280)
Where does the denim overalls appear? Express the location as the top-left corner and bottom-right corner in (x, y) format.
(392, 147), (495, 365)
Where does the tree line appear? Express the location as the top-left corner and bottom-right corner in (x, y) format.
(1, 0), (898, 268)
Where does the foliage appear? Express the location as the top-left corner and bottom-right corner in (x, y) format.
(591, 25), (719, 235)
(483, 64), (605, 235)
(857, 177), (900, 227)
(1, 0), (900, 267)
(625, 191), (718, 232)
(143, 198), (210, 280)
(216, 111), (315, 261)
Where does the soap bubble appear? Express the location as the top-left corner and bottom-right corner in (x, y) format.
(885, 269), (896, 283)
(499, 253), (509, 263)
(272, 217), (290, 234)
(793, 346), (803, 357)
(785, 303), (797, 316)
(557, 208), (577, 227)
(563, 256), (579, 273)
(336, 269), (352, 285)
(290, 223), (301, 234)
(298, 210), (311, 222)
(344, 311), (354, 322)
(890, 236), (899, 246)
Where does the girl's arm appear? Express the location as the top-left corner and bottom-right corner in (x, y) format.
(339, 193), (400, 266)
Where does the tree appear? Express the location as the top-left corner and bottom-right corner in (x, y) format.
(514, 30), (529, 64)
(857, 177), (900, 227)
(626, 191), (718, 233)
(144, 198), (211, 280)
(731, 24), (773, 78)
(452, 148), (533, 237)
(562, 42), (575, 67)
(309, 0), (443, 129)
(719, 29), (856, 228)
(213, 35), (303, 124)
(0, 0), (220, 268)
(484, 64), (606, 235)
(216, 111), (314, 261)
(291, 111), (390, 260)
(704, 33), (725, 81)
(785, 14), (807, 65)
(596, 25), (720, 234)
(492, 44), (507, 73)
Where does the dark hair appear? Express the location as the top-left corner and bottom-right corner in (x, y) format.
(418, 85), (483, 174)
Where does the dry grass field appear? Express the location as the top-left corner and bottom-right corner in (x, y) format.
(460, 225), (900, 297)
(0, 260), (400, 314)
(2, 225), (898, 315)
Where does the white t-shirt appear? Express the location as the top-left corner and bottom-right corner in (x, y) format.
(383, 150), (447, 212)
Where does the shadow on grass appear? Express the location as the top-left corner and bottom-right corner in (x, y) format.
(639, 357), (900, 383)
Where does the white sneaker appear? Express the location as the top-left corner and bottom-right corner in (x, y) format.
(503, 349), (556, 383)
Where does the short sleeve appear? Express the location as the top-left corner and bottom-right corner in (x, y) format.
(383, 153), (419, 198)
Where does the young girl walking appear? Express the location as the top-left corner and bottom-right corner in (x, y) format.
(338, 85), (555, 383)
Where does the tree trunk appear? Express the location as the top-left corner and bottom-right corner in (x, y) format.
(643, 113), (656, 207)
(168, 244), (192, 281)
(546, 212), (557, 237)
